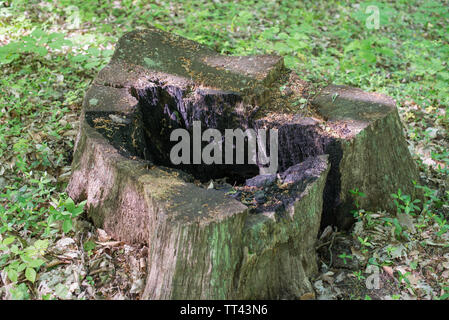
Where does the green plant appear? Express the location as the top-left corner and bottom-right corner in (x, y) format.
(438, 288), (449, 300)
(83, 239), (96, 256)
(385, 246), (396, 258)
(0, 176), (55, 236)
(0, 185), (85, 297)
(433, 214), (449, 237)
(86, 275), (95, 286)
(414, 184), (449, 238)
(0, 237), (48, 284)
(383, 216), (409, 241)
(391, 189), (421, 216)
(48, 196), (87, 234)
(396, 270), (414, 294)
(353, 270), (366, 281)
(349, 188), (367, 220)
(358, 236), (373, 254)
(409, 261), (418, 270)
(9, 283), (31, 300)
(338, 253), (353, 265)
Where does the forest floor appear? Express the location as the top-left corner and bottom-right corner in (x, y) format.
(0, 0), (448, 300)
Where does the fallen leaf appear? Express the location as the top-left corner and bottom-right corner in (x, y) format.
(383, 266), (394, 278)
(97, 228), (111, 242)
(299, 292), (315, 300)
(96, 241), (122, 247)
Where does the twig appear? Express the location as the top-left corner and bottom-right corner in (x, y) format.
(316, 240), (332, 250)
(89, 267), (110, 276)
(328, 233), (336, 268)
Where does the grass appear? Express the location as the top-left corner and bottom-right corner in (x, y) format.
(0, 0), (448, 299)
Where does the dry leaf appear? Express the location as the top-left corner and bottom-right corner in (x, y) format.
(383, 266), (394, 278)
(97, 228), (111, 242)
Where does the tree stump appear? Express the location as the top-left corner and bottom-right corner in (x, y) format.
(67, 28), (420, 299)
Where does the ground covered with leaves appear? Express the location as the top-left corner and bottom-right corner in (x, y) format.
(0, 0), (448, 300)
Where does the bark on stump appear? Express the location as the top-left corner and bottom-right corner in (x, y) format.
(67, 28), (420, 299)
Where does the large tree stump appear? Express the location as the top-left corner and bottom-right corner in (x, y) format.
(67, 28), (420, 299)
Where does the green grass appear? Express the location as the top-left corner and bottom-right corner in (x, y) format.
(0, 0), (448, 299)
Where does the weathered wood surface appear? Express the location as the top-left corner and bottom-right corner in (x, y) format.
(67, 28), (421, 299)
(256, 85), (421, 228)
